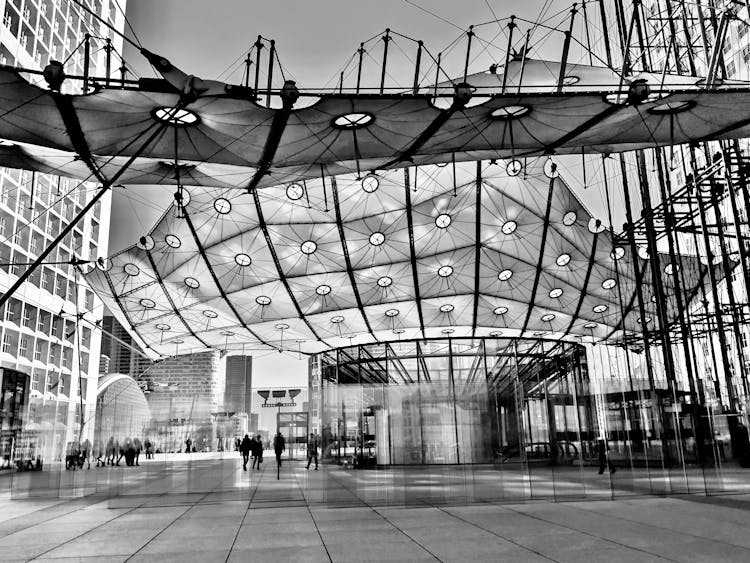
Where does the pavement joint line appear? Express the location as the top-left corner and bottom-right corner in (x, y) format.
(502, 502), (681, 562)
(433, 504), (560, 562)
(312, 465), (443, 561)
(561, 496), (750, 552)
(224, 459), (266, 562)
(125, 466), (237, 562)
(24, 499), (145, 561)
(290, 465), (334, 562)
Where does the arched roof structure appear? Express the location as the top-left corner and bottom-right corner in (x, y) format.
(0, 56), (737, 357)
(84, 158), (707, 357)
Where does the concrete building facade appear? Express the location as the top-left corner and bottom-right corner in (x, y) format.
(0, 0), (126, 461)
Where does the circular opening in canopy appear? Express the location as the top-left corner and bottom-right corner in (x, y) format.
(173, 188), (191, 207)
(184, 277), (200, 289)
(377, 276), (393, 288)
(638, 317), (652, 324)
(137, 235), (155, 251)
(501, 220), (517, 235)
(438, 265), (454, 278)
(439, 304), (454, 313)
(541, 313), (556, 322)
(494, 306), (508, 315)
(165, 234), (181, 248)
(256, 295), (271, 306)
(506, 159), (523, 176)
(300, 240), (318, 255)
(665, 263), (680, 275)
(331, 316), (345, 324)
(235, 253), (252, 267)
(562, 211), (577, 226)
(611, 247), (625, 260)
(153, 107), (200, 127)
(275, 323), (290, 330)
(316, 284), (331, 296)
(556, 253), (571, 267)
(549, 288), (563, 298)
(562, 75), (580, 85)
(214, 198), (231, 214)
(286, 183), (304, 201)
(140, 298), (155, 309)
(156, 323), (170, 331)
(332, 112), (374, 129)
(435, 213), (452, 229)
(220, 331), (235, 337)
(490, 105), (531, 120)
(648, 100), (695, 114)
(96, 257), (112, 271)
(584, 322), (597, 329)
(385, 309), (399, 317)
(203, 310), (218, 319)
(601, 278), (617, 290)
(393, 328), (406, 334)
(442, 328), (455, 335)
(588, 218), (606, 233)
(593, 304), (608, 313)
(489, 330), (503, 337)
(361, 174), (380, 193)
(498, 269), (513, 281)
(124, 263), (140, 276)
(369, 232), (385, 246)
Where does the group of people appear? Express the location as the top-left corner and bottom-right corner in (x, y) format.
(239, 433), (269, 470)
(65, 437), (156, 470)
(236, 432), (320, 471)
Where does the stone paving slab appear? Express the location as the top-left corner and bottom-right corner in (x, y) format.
(1, 459), (750, 562)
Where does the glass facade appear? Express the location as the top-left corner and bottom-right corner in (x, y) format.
(314, 338), (750, 501)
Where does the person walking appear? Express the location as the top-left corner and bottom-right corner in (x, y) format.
(251, 434), (264, 469)
(306, 433), (319, 470)
(240, 434), (252, 471)
(80, 438), (92, 469)
(185, 437), (192, 454)
(273, 431), (286, 468)
(144, 438), (153, 460)
(106, 437), (116, 466)
(597, 437), (616, 475)
(133, 437), (143, 466)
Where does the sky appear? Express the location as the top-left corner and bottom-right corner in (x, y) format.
(110, 0), (585, 385)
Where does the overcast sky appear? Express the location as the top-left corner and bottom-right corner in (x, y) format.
(111, 0), (576, 385)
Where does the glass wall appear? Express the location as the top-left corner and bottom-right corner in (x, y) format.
(317, 337), (750, 501)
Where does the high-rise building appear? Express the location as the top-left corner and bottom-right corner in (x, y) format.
(0, 0), (127, 459)
(138, 351), (226, 452)
(223, 355), (252, 416)
(100, 314), (151, 377)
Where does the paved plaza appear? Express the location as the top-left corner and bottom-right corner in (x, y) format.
(1, 457), (750, 562)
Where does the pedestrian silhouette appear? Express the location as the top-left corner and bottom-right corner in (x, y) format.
(251, 434), (263, 469)
(306, 433), (319, 470)
(597, 437), (616, 475)
(240, 434), (252, 471)
(273, 432), (286, 468)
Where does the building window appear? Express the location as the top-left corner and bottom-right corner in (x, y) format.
(34, 342), (43, 361)
(0, 216), (6, 236)
(727, 60), (736, 77)
(22, 307), (31, 327)
(5, 306), (14, 322)
(2, 334), (11, 354)
(19, 337), (28, 357)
